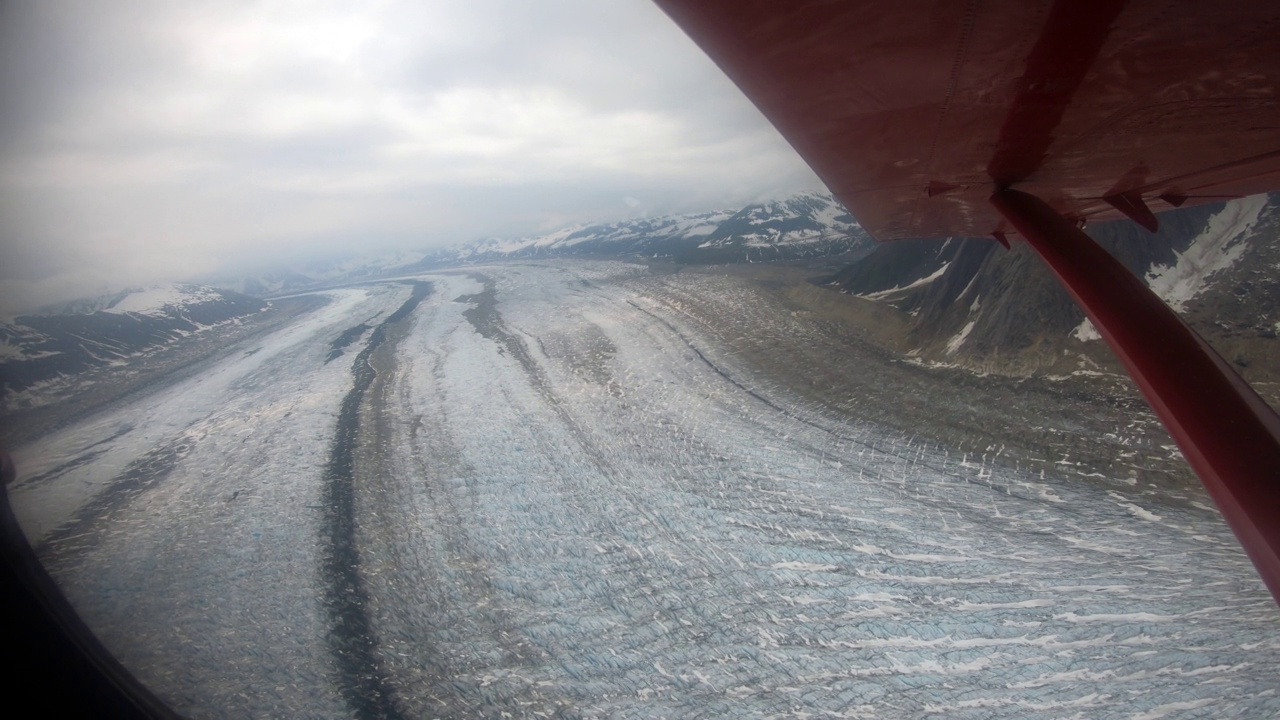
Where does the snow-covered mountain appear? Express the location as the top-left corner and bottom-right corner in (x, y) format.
(827, 193), (1280, 392)
(1, 284), (266, 410)
(458, 209), (736, 258)
(425, 191), (869, 266)
(696, 193), (859, 249)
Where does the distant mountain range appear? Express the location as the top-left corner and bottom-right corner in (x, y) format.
(422, 191), (869, 265)
(826, 193), (1280, 394)
(8, 191), (1276, 414)
(214, 192), (871, 296)
(1, 284), (265, 410)
(1, 192), (867, 409)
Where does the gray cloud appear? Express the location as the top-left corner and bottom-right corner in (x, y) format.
(0, 0), (822, 312)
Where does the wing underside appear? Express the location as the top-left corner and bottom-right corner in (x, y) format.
(654, 0), (1280, 240)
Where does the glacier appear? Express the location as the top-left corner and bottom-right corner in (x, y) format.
(7, 262), (1278, 718)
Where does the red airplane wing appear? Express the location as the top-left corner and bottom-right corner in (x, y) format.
(653, 0), (1280, 240)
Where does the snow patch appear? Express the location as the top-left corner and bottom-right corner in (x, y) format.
(1108, 492), (1163, 522)
(956, 272), (980, 301)
(1072, 318), (1101, 342)
(861, 262), (951, 300)
(679, 223), (719, 237)
(0, 342), (60, 361)
(104, 285), (221, 316)
(946, 320), (977, 355)
(1145, 195), (1266, 312)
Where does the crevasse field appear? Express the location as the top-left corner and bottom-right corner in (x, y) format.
(10, 262), (1280, 719)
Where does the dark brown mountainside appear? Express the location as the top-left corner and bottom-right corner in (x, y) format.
(825, 194), (1280, 401)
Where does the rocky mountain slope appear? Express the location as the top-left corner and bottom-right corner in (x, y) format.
(1, 284), (266, 410)
(825, 194), (1280, 396)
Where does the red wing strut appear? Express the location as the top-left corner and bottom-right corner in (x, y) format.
(653, 0), (1280, 602)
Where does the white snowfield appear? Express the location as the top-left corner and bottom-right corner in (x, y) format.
(9, 263), (1279, 719)
(102, 284), (226, 316)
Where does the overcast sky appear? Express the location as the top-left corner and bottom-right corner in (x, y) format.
(0, 0), (822, 312)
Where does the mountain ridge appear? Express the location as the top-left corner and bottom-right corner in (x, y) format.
(417, 190), (869, 267)
(199, 191), (869, 298)
(1, 283), (267, 410)
(824, 193), (1280, 398)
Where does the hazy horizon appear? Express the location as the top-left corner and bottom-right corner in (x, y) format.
(0, 0), (824, 313)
